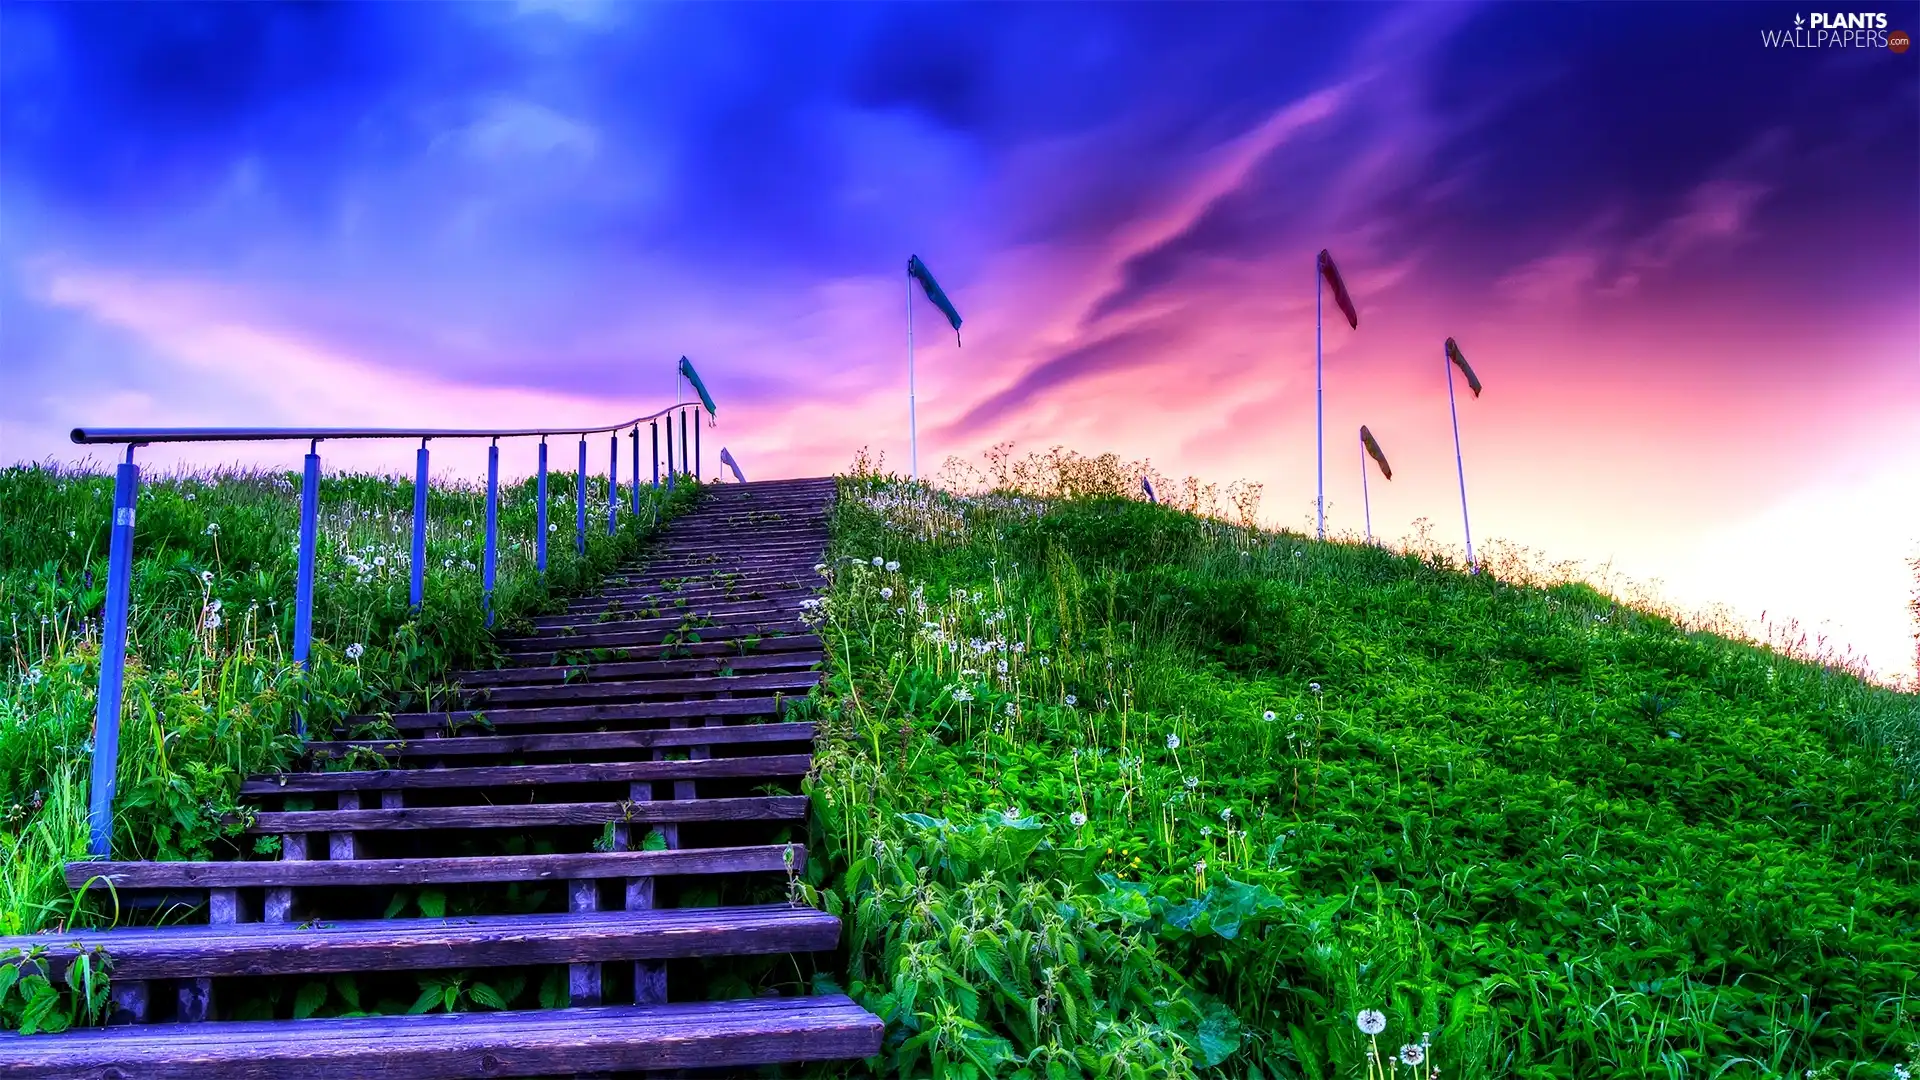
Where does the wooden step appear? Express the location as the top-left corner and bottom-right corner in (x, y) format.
(245, 794), (808, 834)
(472, 670), (819, 706)
(455, 650), (822, 688)
(561, 585), (814, 615)
(528, 601), (786, 632)
(0, 905), (839, 981)
(370, 695), (786, 734)
(67, 844), (806, 891)
(306, 721), (815, 762)
(0, 994), (882, 1078)
(462, 634), (823, 682)
(244, 754), (812, 795)
(497, 620), (808, 655)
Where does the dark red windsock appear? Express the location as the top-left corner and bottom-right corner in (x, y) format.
(1318, 249), (1358, 330)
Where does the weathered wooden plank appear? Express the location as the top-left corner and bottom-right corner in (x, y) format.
(0, 994), (884, 1078)
(245, 795), (808, 834)
(472, 669), (819, 706)
(523, 604), (786, 636)
(0, 906), (841, 981)
(567, 878), (601, 1007)
(497, 620), (809, 656)
(329, 792), (361, 862)
(244, 754), (813, 795)
(454, 650), (822, 688)
(263, 833), (307, 925)
(563, 584), (814, 612)
(66, 845), (806, 891)
(304, 720), (815, 762)
(106, 980), (147, 1027)
(497, 629), (812, 664)
(496, 618), (808, 654)
(372, 695), (783, 734)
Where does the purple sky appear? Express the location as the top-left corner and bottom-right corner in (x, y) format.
(2, 1), (1917, 680)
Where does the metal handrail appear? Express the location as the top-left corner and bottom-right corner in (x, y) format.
(69, 404), (693, 446)
(73, 396), (719, 858)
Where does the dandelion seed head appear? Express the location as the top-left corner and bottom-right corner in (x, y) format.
(1310, 682), (1322, 694)
(1166, 734), (1180, 750)
(880, 587), (894, 600)
(872, 556), (884, 567)
(885, 560), (899, 572)
(345, 643), (365, 660)
(1184, 776), (1199, 789)
(205, 522), (220, 535)
(1263, 710), (1276, 722)
(1069, 811), (1088, 827)
(1065, 694), (1077, 707)
(1356, 1009), (1387, 1035)
(1400, 1044), (1425, 1065)
(199, 570), (214, 586)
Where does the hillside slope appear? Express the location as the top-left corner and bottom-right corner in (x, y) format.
(802, 469), (1919, 1080)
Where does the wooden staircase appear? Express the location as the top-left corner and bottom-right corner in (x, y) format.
(0, 477), (880, 1078)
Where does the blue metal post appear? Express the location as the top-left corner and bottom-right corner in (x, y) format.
(87, 451), (141, 857)
(576, 437), (587, 555)
(630, 426), (640, 514)
(1315, 255), (1324, 541)
(651, 422), (660, 489)
(1446, 342), (1476, 569)
(665, 415), (676, 491)
(294, 444), (320, 668)
(536, 440), (549, 574)
(1359, 433), (1373, 543)
(679, 410), (689, 484)
(608, 435), (618, 534)
(410, 443), (428, 609)
(484, 441), (499, 626)
(694, 409), (701, 483)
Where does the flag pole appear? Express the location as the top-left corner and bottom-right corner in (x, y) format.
(907, 264), (918, 482)
(1360, 431), (1372, 543)
(1446, 341), (1475, 569)
(1315, 255), (1325, 541)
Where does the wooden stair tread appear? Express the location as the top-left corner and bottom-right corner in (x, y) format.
(306, 721), (814, 761)
(369, 695), (786, 733)
(0, 905), (839, 981)
(246, 795), (808, 833)
(454, 650), (822, 687)
(0, 994), (881, 1079)
(245, 753), (811, 794)
(472, 670), (819, 705)
(67, 844), (806, 890)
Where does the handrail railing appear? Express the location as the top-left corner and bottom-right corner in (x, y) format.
(70, 397), (716, 857)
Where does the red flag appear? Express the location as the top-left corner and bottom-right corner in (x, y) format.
(1318, 249), (1358, 330)
(1446, 337), (1482, 397)
(1359, 426), (1392, 479)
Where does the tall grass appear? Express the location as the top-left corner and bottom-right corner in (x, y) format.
(799, 447), (1920, 1079)
(0, 462), (691, 946)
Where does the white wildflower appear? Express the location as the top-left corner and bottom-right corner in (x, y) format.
(204, 612), (222, 630)
(1400, 1044), (1425, 1066)
(871, 556), (884, 567)
(880, 587), (894, 600)
(1356, 1009), (1387, 1035)
(1005, 702), (1016, 717)
(1193, 860), (1205, 874)
(1003, 807), (1021, 823)
(1069, 811), (1087, 827)
(997, 660), (1008, 674)
(199, 570), (214, 585)
(1166, 734), (1179, 750)
(373, 555), (387, 567)
(885, 560), (899, 572)
(24, 668), (44, 687)
(813, 563), (826, 573)
(1184, 776), (1199, 789)
(1219, 807), (1233, 822)
(1295, 713), (1305, 723)
(1263, 710), (1276, 722)
(952, 687), (973, 703)
(1310, 682), (1322, 694)
(205, 522), (220, 535)
(345, 643), (365, 660)
(184, 492), (196, 502)
(1064, 695), (1077, 707)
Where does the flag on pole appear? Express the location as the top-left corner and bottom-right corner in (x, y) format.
(719, 447), (745, 483)
(1445, 338), (1482, 397)
(1359, 426), (1392, 480)
(1318, 249), (1358, 329)
(1142, 476), (1157, 503)
(678, 356), (718, 415)
(908, 255), (963, 346)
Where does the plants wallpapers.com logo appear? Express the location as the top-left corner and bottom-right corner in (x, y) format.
(1760, 10), (1909, 48)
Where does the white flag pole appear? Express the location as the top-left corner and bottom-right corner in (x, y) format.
(1446, 342), (1475, 569)
(1316, 255), (1325, 541)
(907, 265), (918, 483)
(1360, 431), (1372, 543)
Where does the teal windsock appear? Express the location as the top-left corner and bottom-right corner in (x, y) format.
(678, 356), (718, 415)
(908, 255), (963, 346)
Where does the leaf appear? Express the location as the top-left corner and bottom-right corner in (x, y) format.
(1194, 1002), (1244, 1067)
(332, 974), (362, 1011)
(417, 889), (446, 919)
(383, 890), (410, 919)
(468, 981), (508, 1010)
(538, 967), (568, 1009)
(407, 983), (443, 1015)
(293, 981), (329, 1020)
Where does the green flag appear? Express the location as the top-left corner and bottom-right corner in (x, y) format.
(908, 255), (963, 346)
(678, 356), (717, 415)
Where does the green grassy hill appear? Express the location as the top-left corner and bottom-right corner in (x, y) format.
(801, 458), (1918, 1080)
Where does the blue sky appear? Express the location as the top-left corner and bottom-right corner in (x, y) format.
(2, 0), (1917, 679)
